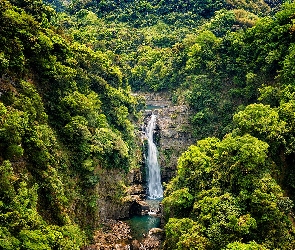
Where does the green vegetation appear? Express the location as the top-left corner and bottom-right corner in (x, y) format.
(161, 3), (295, 247)
(2, 0), (295, 248)
(0, 0), (140, 248)
(163, 132), (295, 248)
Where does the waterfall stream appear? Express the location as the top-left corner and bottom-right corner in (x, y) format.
(146, 114), (163, 200)
(124, 112), (163, 242)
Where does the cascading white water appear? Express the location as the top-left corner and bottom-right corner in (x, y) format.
(146, 114), (163, 200)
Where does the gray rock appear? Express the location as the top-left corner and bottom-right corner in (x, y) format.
(148, 228), (165, 240)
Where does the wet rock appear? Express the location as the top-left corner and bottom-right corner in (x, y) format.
(139, 228), (163, 250)
(131, 240), (140, 249)
(137, 200), (150, 215)
(145, 110), (152, 116)
(127, 185), (145, 196)
(129, 196), (160, 216)
(129, 200), (143, 216)
(148, 228), (164, 240)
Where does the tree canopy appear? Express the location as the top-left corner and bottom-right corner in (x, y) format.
(1, 0), (295, 248)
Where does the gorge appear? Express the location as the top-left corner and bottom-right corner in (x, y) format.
(2, 1), (295, 249)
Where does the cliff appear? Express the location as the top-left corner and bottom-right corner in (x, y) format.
(142, 92), (196, 184)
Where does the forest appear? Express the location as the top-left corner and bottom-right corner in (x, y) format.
(1, 0), (295, 249)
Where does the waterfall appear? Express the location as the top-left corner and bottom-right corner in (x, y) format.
(146, 114), (163, 200)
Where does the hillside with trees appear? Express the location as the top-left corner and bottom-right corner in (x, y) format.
(1, 0), (295, 249)
(0, 0), (140, 248)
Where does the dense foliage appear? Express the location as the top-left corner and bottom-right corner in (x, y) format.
(2, 0), (295, 249)
(49, 0), (288, 140)
(0, 0), (140, 248)
(162, 3), (295, 249)
(163, 131), (295, 248)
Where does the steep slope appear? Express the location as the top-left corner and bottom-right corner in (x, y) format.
(0, 0), (141, 248)
(162, 2), (295, 249)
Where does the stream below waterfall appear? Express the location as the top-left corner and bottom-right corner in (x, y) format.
(126, 215), (161, 240)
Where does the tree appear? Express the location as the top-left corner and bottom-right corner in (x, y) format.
(233, 103), (286, 152)
(163, 133), (295, 249)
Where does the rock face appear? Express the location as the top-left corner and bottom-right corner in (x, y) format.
(82, 220), (132, 250)
(95, 168), (131, 221)
(139, 228), (164, 250)
(157, 105), (195, 183)
(95, 166), (147, 221)
(141, 92), (195, 183)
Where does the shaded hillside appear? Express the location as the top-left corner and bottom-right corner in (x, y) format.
(53, 0), (282, 26)
(0, 0), (140, 248)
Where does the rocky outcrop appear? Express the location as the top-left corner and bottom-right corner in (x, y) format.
(157, 105), (195, 182)
(83, 220), (132, 249)
(95, 168), (130, 221)
(95, 166), (147, 221)
(139, 228), (164, 250)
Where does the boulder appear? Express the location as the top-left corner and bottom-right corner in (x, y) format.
(148, 228), (164, 240)
(139, 228), (163, 250)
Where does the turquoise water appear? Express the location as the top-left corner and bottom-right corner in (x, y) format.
(146, 104), (164, 110)
(125, 215), (161, 240)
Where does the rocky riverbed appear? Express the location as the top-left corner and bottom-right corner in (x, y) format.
(82, 219), (164, 249)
